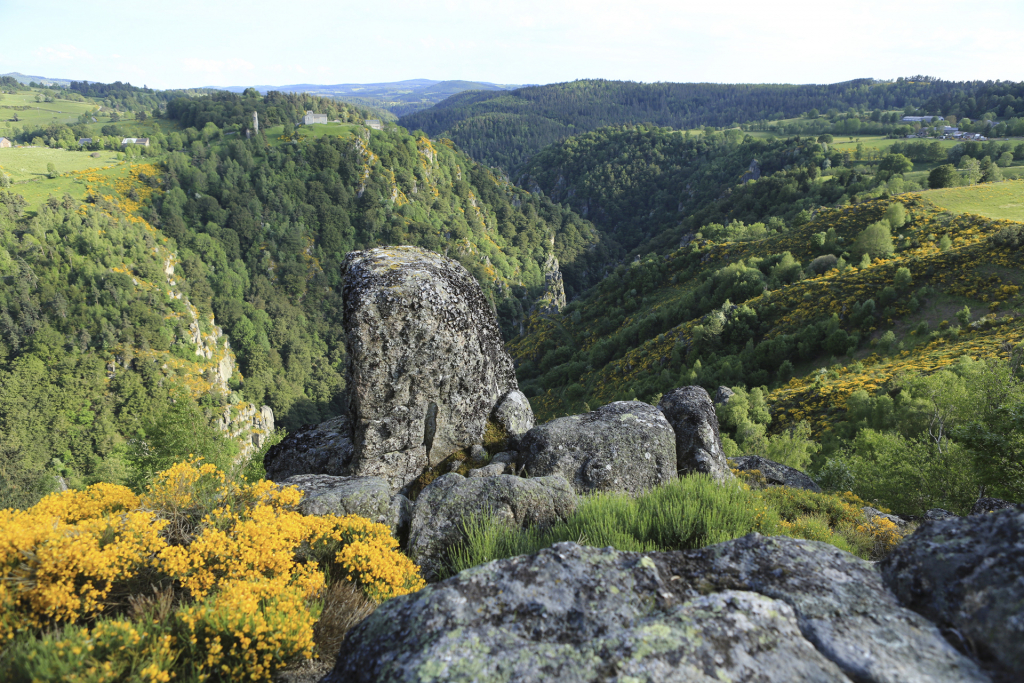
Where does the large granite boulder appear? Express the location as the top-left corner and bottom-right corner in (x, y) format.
(325, 535), (987, 683)
(658, 386), (732, 482)
(517, 401), (677, 495)
(882, 507), (1024, 675)
(342, 246), (519, 492)
(730, 455), (822, 493)
(263, 416), (354, 482)
(407, 472), (576, 581)
(279, 474), (411, 537)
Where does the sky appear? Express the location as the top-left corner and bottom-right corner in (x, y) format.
(2, 0), (1023, 90)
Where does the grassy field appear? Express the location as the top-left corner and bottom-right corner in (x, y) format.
(5, 155), (130, 214)
(0, 90), (99, 131)
(920, 180), (1024, 222)
(0, 146), (123, 183)
(262, 122), (359, 147)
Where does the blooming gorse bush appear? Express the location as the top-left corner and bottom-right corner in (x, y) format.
(1, 459), (425, 681)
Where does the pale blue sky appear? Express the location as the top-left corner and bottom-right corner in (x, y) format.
(2, 0), (1022, 90)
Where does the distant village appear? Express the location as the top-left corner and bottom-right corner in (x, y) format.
(901, 115), (988, 141)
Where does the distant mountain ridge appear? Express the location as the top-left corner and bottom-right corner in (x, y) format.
(1, 71), (94, 87)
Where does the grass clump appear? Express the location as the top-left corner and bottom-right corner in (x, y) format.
(444, 475), (909, 578)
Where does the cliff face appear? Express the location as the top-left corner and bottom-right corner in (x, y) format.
(147, 249), (275, 460)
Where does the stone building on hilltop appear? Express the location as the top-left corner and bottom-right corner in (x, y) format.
(303, 110), (328, 125)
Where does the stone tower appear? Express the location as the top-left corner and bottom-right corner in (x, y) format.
(253, 111), (259, 134)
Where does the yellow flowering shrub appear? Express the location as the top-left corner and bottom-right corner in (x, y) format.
(0, 488), (166, 634)
(856, 515), (908, 560)
(4, 619), (177, 683)
(176, 583), (320, 681)
(2, 460), (427, 681)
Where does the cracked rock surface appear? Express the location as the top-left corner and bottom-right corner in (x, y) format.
(325, 534), (986, 683)
(342, 246), (520, 492)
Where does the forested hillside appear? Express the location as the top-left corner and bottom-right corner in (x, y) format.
(401, 77), (1024, 171)
(0, 89), (607, 507)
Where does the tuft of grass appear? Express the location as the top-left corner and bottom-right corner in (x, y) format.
(312, 580), (377, 663)
(442, 475), (912, 578)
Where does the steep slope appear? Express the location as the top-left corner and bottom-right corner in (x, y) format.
(0, 169), (272, 506)
(511, 194), (1024, 436)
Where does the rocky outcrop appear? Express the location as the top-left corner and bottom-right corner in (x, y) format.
(714, 385), (735, 404)
(658, 386), (732, 482)
(279, 474), (410, 537)
(730, 455), (822, 493)
(263, 416), (354, 482)
(536, 252), (566, 314)
(342, 246), (519, 493)
(407, 473), (576, 581)
(882, 507), (1024, 675)
(326, 535), (987, 683)
(491, 390), (534, 450)
(517, 401), (677, 495)
(971, 497), (1021, 515)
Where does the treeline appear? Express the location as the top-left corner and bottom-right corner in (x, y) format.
(67, 80), (209, 113)
(166, 90), (374, 131)
(400, 77), (1021, 170)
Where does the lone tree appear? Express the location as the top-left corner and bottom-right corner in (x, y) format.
(928, 164), (959, 189)
(852, 220), (895, 259)
(884, 203), (907, 229)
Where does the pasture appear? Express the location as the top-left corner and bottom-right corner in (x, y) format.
(920, 180), (1024, 222)
(0, 90), (99, 130)
(0, 146), (123, 182)
(262, 122), (359, 147)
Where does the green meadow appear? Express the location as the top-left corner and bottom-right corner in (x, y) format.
(0, 90), (99, 130)
(262, 122), (360, 147)
(920, 179), (1024, 222)
(0, 146), (122, 183)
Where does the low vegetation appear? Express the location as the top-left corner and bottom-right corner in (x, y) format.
(443, 474), (909, 578)
(0, 459), (424, 681)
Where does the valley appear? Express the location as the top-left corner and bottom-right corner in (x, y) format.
(1, 71), (1023, 682)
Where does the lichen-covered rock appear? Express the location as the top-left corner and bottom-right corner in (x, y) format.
(925, 508), (958, 520)
(263, 416), (354, 482)
(342, 247), (519, 492)
(658, 386), (732, 482)
(882, 507), (1024, 675)
(730, 455), (822, 493)
(326, 536), (987, 683)
(467, 462), (506, 478)
(407, 473), (576, 580)
(714, 385), (735, 404)
(971, 497), (1021, 515)
(517, 401), (677, 495)
(280, 474), (408, 536)
(491, 389), (534, 449)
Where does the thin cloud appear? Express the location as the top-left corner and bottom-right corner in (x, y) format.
(36, 44), (94, 62)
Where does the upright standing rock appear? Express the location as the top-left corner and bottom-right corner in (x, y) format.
(658, 386), (732, 482)
(343, 246), (520, 492)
